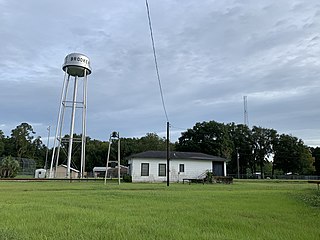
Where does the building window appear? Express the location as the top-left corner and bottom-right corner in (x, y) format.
(158, 164), (166, 176)
(179, 164), (185, 173)
(141, 163), (149, 176)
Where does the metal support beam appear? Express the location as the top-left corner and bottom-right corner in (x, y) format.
(67, 76), (78, 178)
(104, 137), (112, 185)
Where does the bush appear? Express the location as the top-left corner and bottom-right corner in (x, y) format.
(122, 174), (132, 182)
(0, 156), (20, 178)
(205, 171), (214, 183)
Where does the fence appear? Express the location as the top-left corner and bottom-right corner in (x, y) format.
(227, 174), (320, 180)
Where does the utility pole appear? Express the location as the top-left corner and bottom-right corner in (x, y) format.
(237, 148), (240, 179)
(166, 122), (170, 186)
(117, 132), (121, 185)
(44, 126), (50, 170)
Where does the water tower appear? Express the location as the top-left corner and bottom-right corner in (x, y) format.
(49, 53), (92, 178)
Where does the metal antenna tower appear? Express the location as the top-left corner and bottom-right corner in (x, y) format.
(49, 53), (92, 179)
(243, 96), (249, 127)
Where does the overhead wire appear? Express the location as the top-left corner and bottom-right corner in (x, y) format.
(170, 124), (188, 131)
(145, 0), (169, 123)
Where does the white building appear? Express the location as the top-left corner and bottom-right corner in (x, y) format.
(128, 151), (228, 183)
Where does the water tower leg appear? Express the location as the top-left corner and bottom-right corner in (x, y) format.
(80, 70), (88, 178)
(67, 76), (78, 178)
(55, 74), (71, 177)
(49, 72), (68, 178)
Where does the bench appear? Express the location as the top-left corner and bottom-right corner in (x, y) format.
(308, 180), (320, 190)
(183, 178), (205, 185)
(214, 176), (233, 184)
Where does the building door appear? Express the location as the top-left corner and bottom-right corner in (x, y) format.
(212, 162), (224, 176)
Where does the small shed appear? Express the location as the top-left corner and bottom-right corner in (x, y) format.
(54, 164), (79, 178)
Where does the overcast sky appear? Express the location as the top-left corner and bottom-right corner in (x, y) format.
(1, 0), (320, 147)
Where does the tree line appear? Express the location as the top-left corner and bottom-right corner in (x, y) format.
(0, 121), (319, 177)
(0, 123), (173, 175)
(176, 121), (318, 177)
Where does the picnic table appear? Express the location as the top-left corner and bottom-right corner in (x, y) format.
(182, 176), (233, 185)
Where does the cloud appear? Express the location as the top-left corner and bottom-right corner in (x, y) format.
(0, 0), (319, 147)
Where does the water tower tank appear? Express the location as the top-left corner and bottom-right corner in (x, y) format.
(62, 53), (92, 77)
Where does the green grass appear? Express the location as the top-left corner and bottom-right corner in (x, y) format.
(0, 180), (319, 240)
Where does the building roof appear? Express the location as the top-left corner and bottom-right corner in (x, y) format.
(93, 166), (128, 172)
(129, 151), (227, 162)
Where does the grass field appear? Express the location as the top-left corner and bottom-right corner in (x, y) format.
(0, 180), (319, 240)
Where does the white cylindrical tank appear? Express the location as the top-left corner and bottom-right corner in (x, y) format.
(35, 169), (47, 178)
(62, 53), (92, 77)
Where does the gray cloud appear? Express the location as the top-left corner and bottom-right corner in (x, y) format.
(0, 0), (320, 147)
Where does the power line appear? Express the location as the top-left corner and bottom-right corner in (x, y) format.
(170, 124), (188, 131)
(145, 0), (169, 122)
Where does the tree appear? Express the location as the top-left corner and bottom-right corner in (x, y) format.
(31, 136), (47, 168)
(311, 147), (320, 175)
(0, 130), (5, 157)
(298, 146), (315, 175)
(273, 134), (300, 174)
(251, 126), (277, 178)
(176, 121), (233, 159)
(273, 134), (314, 175)
(10, 123), (35, 158)
(228, 123), (254, 176)
(137, 133), (167, 152)
(0, 156), (20, 178)
(84, 139), (106, 171)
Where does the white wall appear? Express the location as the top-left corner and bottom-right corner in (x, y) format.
(129, 158), (214, 183)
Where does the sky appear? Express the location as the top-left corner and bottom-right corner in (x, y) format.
(0, 0), (320, 147)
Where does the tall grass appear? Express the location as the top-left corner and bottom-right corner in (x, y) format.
(0, 181), (318, 240)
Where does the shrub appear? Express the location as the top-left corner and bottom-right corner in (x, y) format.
(122, 174), (132, 182)
(0, 156), (20, 178)
(205, 171), (214, 183)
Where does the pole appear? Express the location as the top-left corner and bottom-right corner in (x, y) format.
(44, 126), (50, 170)
(54, 75), (71, 178)
(81, 69), (88, 178)
(67, 76), (78, 178)
(237, 148), (240, 179)
(118, 133), (120, 185)
(104, 136), (112, 185)
(49, 72), (68, 178)
(166, 121), (170, 186)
